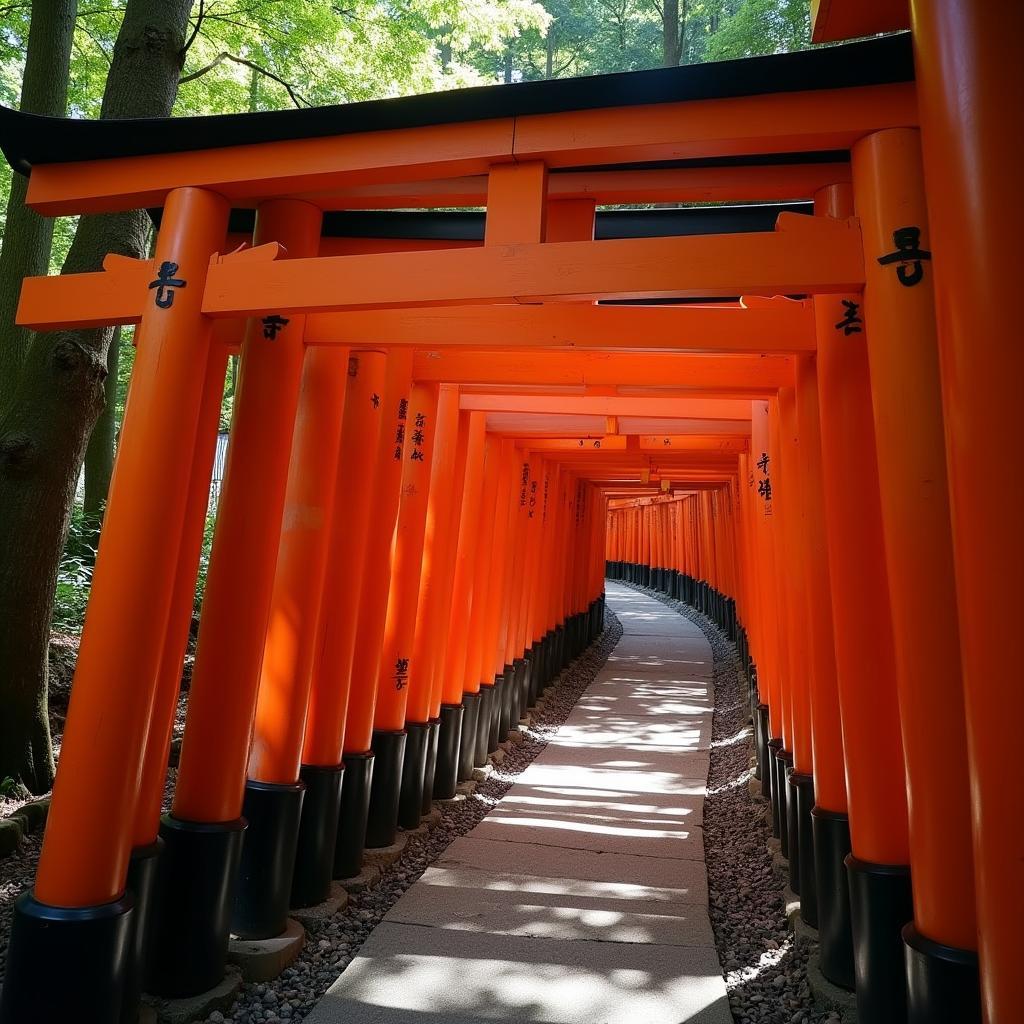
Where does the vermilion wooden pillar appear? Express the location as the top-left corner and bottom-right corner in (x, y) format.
(481, 440), (518, 744)
(336, 348), (414, 876)
(155, 198), (320, 997)
(131, 343), (230, 848)
(792, 353), (846, 933)
(460, 432), (504, 770)
(367, 381), (440, 847)
(1, 187), (229, 1024)
(125, 340), (230, 1014)
(766, 397), (794, 859)
(409, 387), (463, 814)
(909, 5), (1023, 1020)
(815, 182), (907, 997)
(295, 348), (387, 905)
(439, 415), (488, 783)
(853, 127), (979, 1020)
(236, 343), (350, 939)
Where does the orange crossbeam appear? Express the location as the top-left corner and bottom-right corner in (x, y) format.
(411, 350), (794, 391)
(304, 299), (815, 353)
(17, 225), (856, 331)
(461, 395), (754, 418)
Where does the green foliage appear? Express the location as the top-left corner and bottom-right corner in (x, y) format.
(53, 506), (98, 633)
(705, 0), (809, 59)
(193, 512), (218, 617)
(0, 775), (19, 798)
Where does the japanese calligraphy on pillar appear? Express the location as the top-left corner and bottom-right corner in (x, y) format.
(756, 451), (773, 516)
(834, 299), (863, 335)
(520, 462), (530, 508)
(394, 657), (409, 691)
(147, 261), (186, 309)
(877, 226), (932, 287)
(409, 411), (427, 462)
(528, 479), (538, 519)
(261, 314), (290, 340)
(393, 398), (408, 460)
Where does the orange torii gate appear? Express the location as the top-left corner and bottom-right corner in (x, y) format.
(0, 13), (1016, 1024)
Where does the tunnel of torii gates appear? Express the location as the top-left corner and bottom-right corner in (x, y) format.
(0, 3), (1019, 1023)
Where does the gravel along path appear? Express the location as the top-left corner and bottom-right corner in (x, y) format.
(625, 583), (841, 1024)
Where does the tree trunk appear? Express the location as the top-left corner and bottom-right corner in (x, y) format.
(0, 0), (76, 396)
(503, 46), (514, 84)
(662, 0), (682, 66)
(0, 0), (194, 793)
(545, 30), (555, 79)
(81, 327), (121, 553)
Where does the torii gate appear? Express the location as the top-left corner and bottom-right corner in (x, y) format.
(0, 10), (1018, 1024)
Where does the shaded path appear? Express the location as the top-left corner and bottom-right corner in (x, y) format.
(306, 583), (732, 1023)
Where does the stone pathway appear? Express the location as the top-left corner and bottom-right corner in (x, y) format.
(305, 583), (732, 1023)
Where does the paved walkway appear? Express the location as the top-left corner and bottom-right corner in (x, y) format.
(306, 583), (732, 1024)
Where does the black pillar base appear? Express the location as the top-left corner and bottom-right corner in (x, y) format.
(791, 773), (817, 928)
(421, 717), (440, 816)
(148, 814), (246, 998)
(488, 673), (504, 752)
(507, 659), (521, 730)
(527, 643), (542, 706)
(775, 748), (793, 857)
(756, 705), (770, 794)
(123, 837), (163, 1023)
(433, 703), (464, 799)
(398, 721), (430, 831)
(812, 808), (855, 990)
(767, 738), (783, 839)
(334, 751), (374, 879)
(291, 763), (344, 909)
(474, 685), (494, 767)
(846, 854), (914, 1024)
(512, 658), (528, 726)
(498, 664), (515, 740)
(786, 769), (801, 895)
(365, 729), (407, 849)
(0, 891), (135, 1024)
(903, 923), (981, 1024)
(458, 691), (481, 781)
(752, 703), (764, 781)
(233, 779), (305, 939)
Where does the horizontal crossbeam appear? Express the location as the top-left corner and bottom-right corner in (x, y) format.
(305, 299), (815, 353)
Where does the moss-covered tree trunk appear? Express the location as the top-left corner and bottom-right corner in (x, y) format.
(0, 0), (194, 793)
